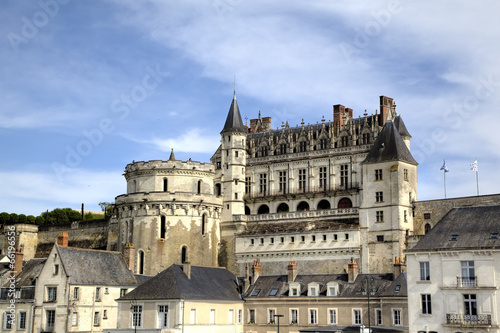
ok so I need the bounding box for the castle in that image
[5,93,500,278]
[112,93,418,277]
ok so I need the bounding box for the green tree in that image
[0,212,10,225]
[18,214,27,224]
[27,215,36,224]
[35,216,45,225]
[51,209,69,224]
[84,212,95,221]
[62,208,82,221]
[99,202,114,219]
[9,213,19,224]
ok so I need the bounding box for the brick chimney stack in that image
[287,261,297,282]
[123,243,135,271]
[14,247,24,277]
[379,96,394,126]
[348,258,358,283]
[252,258,262,282]
[57,232,68,247]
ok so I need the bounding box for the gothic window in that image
[299,141,307,152]
[298,169,307,192]
[362,133,370,145]
[341,136,349,147]
[424,223,431,234]
[245,177,251,194]
[319,139,328,150]
[340,165,349,187]
[319,167,327,190]
[201,214,207,235]
[138,250,145,274]
[259,174,267,195]
[279,171,287,193]
[160,216,166,239]
[181,246,188,264]
[260,146,268,157]
[279,144,287,155]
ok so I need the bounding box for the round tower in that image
[114,154,222,275]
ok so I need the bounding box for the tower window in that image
[201,214,207,235]
[160,216,166,239]
[235,151,239,157]
[375,169,383,181]
[197,180,202,194]
[138,250,145,275]
[181,246,188,263]
[163,178,168,192]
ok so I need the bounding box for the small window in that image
[104,287,109,294]
[312,235,316,242]
[424,213,431,219]
[19,311,27,329]
[47,287,57,302]
[291,236,295,243]
[450,235,458,241]
[395,285,401,292]
[235,151,239,157]
[73,287,79,300]
[375,169,383,181]
[270,237,274,244]
[333,234,338,241]
[250,239,255,245]
[280,237,285,243]
[301,236,305,242]
[490,233,499,239]
[377,235,384,242]
[95,287,101,301]
[269,289,279,296]
[323,234,327,241]
[345,233,349,240]
[260,238,264,244]
[251,289,261,296]
[54,264,59,275]
[103,309,108,319]
[94,312,100,326]
[120,289,127,297]
[72,312,78,326]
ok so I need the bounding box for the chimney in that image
[252,258,262,282]
[123,243,135,271]
[183,262,191,279]
[287,261,297,282]
[14,247,24,277]
[394,256,407,277]
[379,96,393,126]
[57,232,68,247]
[348,258,358,283]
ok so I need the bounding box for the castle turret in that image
[359,114,418,273]
[219,93,247,272]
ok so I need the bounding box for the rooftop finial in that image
[169,148,176,161]
[233,75,236,97]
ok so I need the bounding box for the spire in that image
[169,148,176,161]
[221,94,247,134]
[362,120,418,165]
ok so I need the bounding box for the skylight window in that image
[450,235,458,241]
[490,233,499,239]
[269,289,279,296]
[395,285,401,292]
[251,289,261,297]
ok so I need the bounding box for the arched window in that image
[245,206,251,215]
[277,203,289,213]
[215,183,221,196]
[337,198,353,208]
[160,216,166,239]
[425,223,431,234]
[181,246,188,264]
[197,180,202,194]
[163,178,168,192]
[297,201,310,211]
[317,200,331,210]
[257,205,270,214]
[201,214,207,235]
[138,250,145,275]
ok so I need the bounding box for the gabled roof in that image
[221,94,247,134]
[408,205,500,252]
[57,246,137,286]
[362,120,417,165]
[119,264,242,302]
[1,258,46,289]
[244,272,406,298]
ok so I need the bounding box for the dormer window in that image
[289,282,300,296]
[308,282,320,297]
[327,282,339,296]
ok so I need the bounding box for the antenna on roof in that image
[233,75,236,96]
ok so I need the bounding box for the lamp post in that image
[361,277,376,333]
[274,314,284,333]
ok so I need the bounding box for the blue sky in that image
[1,0,500,216]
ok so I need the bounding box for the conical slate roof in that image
[168,148,175,161]
[221,94,246,134]
[362,120,418,165]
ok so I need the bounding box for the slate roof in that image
[0,258,46,301]
[244,272,406,299]
[57,246,137,286]
[221,94,247,134]
[362,120,417,165]
[408,205,500,252]
[240,219,359,235]
[119,264,242,302]
[394,115,411,138]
